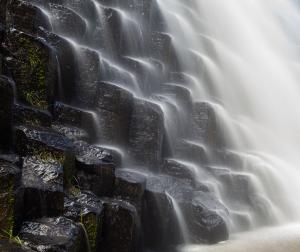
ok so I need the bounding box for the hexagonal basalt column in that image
[14,125,75,188]
[5,29,56,110]
[19,217,87,251]
[22,156,64,219]
[128,98,164,171]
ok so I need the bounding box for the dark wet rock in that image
[95,81,133,116]
[163,159,195,184]
[5,29,56,110]
[36,29,77,104]
[14,125,74,188]
[114,169,147,214]
[151,32,180,71]
[49,3,87,41]
[186,191,229,244]
[52,124,89,142]
[142,175,180,248]
[0,241,33,252]
[53,102,97,139]
[0,160,22,237]
[22,156,64,219]
[75,48,101,108]
[94,81,134,146]
[19,217,87,251]
[64,190,104,252]
[0,75,14,149]
[175,140,208,165]
[192,102,225,148]
[143,175,228,248]
[100,6,127,55]
[128,99,164,171]
[13,104,52,127]
[0,153,21,166]
[74,141,115,197]
[100,198,139,252]
[6,0,51,35]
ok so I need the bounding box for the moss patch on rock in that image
[5,29,55,110]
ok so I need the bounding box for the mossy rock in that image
[64,190,104,252]
[5,29,56,110]
[0,75,14,149]
[0,160,22,239]
[14,125,75,189]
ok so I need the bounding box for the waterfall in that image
[17,0,300,250]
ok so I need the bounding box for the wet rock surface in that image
[22,156,64,219]
[94,81,134,146]
[13,104,52,128]
[53,102,97,139]
[114,169,147,214]
[4,29,56,110]
[52,124,89,142]
[143,174,229,248]
[14,125,75,188]
[128,99,164,170]
[100,198,139,252]
[0,0,253,250]
[19,217,87,252]
[74,141,115,197]
[64,191,104,252]
[6,0,51,35]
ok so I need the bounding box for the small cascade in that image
[2,0,300,251]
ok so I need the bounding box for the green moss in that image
[24,91,48,110]
[0,182,15,240]
[11,32,50,110]
[82,213,99,252]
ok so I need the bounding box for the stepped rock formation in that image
[0,0,288,251]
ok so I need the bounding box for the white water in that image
[181,224,300,252]
[158,0,300,227]
[30,0,300,249]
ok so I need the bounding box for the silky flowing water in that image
[30,0,300,250]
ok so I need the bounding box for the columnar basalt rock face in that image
[22,156,64,219]
[74,141,115,197]
[13,104,53,128]
[6,0,52,35]
[19,217,87,251]
[0,0,235,250]
[53,102,97,140]
[64,191,104,252]
[5,29,56,110]
[100,199,139,252]
[94,82,134,146]
[128,99,164,170]
[14,125,75,188]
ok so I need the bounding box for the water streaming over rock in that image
[3,0,300,251]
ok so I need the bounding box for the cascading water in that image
[17,0,300,251]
